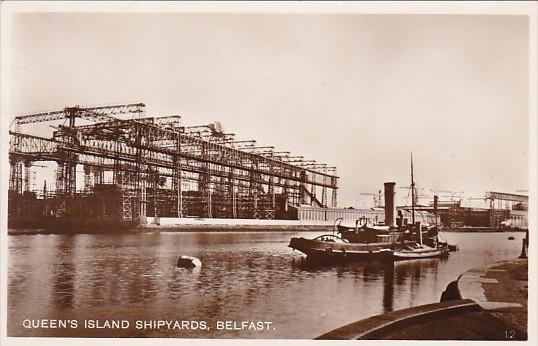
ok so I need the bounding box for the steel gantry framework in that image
[8,103,339,223]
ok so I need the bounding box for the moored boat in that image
[288,234,394,264]
[392,154,451,261]
[337,217,394,243]
[392,242,449,260]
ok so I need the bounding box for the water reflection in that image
[7,231,524,338]
[382,262,394,312]
[295,258,396,312]
[52,236,76,308]
[393,258,442,307]
[295,258,434,313]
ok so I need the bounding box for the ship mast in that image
[411,153,422,246]
[411,153,415,225]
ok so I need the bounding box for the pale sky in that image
[5,12,530,207]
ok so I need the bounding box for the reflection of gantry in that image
[9,103,338,222]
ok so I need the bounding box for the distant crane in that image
[430,189,464,202]
[400,185,428,206]
[360,189,383,207]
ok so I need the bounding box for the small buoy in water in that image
[508,236,515,240]
[176,255,202,268]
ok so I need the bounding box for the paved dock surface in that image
[318,258,528,340]
[458,258,528,340]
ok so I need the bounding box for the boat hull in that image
[392,246,449,260]
[289,237,394,263]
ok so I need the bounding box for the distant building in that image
[294,192,528,231]
[293,205,440,227]
[501,209,528,230]
[293,205,384,223]
[413,197,528,230]
[396,208,440,227]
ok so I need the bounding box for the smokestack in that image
[384,182,396,227]
[434,195,439,226]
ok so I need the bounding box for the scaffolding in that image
[8,103,339,224]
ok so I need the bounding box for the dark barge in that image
[289,235,394,263]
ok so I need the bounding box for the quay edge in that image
[8,217,340,235]
[317,258,528,340]
[137,217,336,232]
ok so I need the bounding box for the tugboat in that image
[392,154,449,260]
[288,218,397,263]
[337,217,390,243]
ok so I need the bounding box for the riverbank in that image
[318,258,528,340]
[9,224,525,235]
[8,214,528,234]
[7,217,338,235]
[139,224,334,232]
[137,217,335,232]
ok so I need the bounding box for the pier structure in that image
[8,103,338,226]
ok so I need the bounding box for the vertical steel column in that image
[271,176,275,209]
[174,131,183,217]
[228,170,236,218]
[153,171,159,218]
[208,189,212,218]
[283,178,289,213]
[331,174,338,207]
[65,161,77,195]
[331,188,337,208]
[139,175,147,222]
[9,158,23,194]
[83,165,92,192]
[55,161,65,193]
[24,161,32,192]
[113,141,122,186]
[199,141,211,217]
[250,168,258,211]
[299,171,307,205]
[134,123,144,221]
[54,161,68,217]
[43,181,48,216]
[310,183,316,206]
[122,191,132,221]
[233,186,237,218]
[95,164,104,185]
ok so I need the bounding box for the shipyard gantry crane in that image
[9,103,146,195]
[10,103,146,130]
[9,102,339,224]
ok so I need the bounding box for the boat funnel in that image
[433,195,439,226]
[384,182,396,227]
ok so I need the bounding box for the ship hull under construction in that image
[8,216,137,233]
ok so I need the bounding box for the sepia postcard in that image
[1,1,537,346]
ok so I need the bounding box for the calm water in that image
[8,230,524,339]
